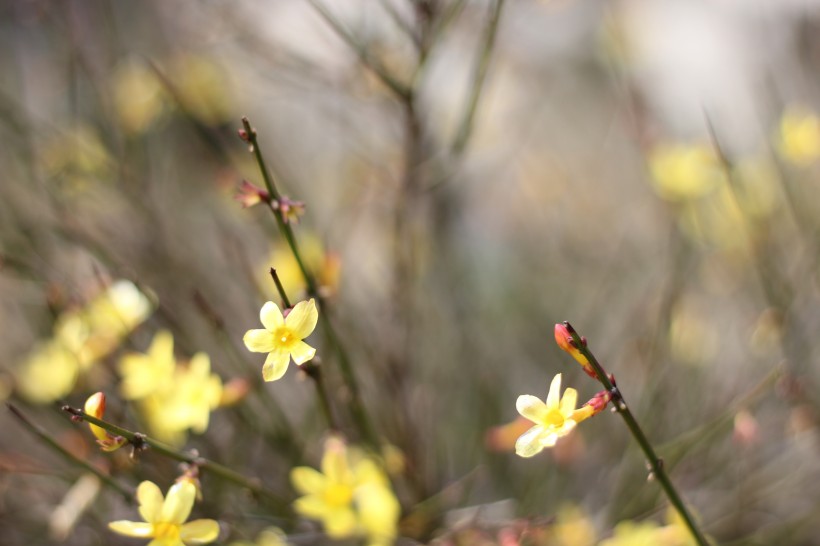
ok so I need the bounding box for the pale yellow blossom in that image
[243,299,318,381]
[109,481,219,546]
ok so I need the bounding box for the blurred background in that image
[2,0,820,544]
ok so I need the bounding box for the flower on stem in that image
[243,299,318,382]
[271,196,305,224]
[515,374,582,458]
[108,480,219,546]
[84,392,126,452]
[290,436,400,546]
[571,389,612,423]
[234,180,269,208]
[554,323,596,379]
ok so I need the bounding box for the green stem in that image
[562,322,711,546]
[302,360,340,432]
[7,403,133,502]
[240,117,379,449]
[61,404,289,511]
[269,268,292,309]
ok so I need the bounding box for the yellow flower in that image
[648,144,723,202]
[109,481,219,546]
[515,374,580,457]
[16,341,80,403]
[120,330,176,400]
[16,280,153,404]
[84,392,126,452]
[111,59,166,135]
[119,332,222,445]
[163,353,223,434]
[777,107,820,166]
[599,519,695,546]
[243,299,318,382]
[290,437,400,546]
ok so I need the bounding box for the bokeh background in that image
[2,0,820,544]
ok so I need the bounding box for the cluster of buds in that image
[83,393,127,452]
[234,180,306,224]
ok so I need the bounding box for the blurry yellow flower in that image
[164,353,223,434]
[291,436,400,546]
[111,59,166,134]
[109,481,219,546]
[84,392,126,452]
[777,107,820,166]
[551,505,597,546]
[599,509,697,546]
[58,280,155,368]
[243,299,318,382]
[42,123,113,191]
[168,54,233,126]
[515,374,580,458]
[120,330,176,400]
[262,236,341,299]
[599,521,695,546]
[119,331,222,445]
[16,341,80,403]
[648,144,723,202]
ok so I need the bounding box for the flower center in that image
[545,410,565,428]
[153,522,181,541]
[275,328,294,346]
[324,483,354,507]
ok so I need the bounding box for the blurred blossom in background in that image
[2,0,820,544]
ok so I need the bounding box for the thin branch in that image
[304,0,412,100]
[61,404,290,511]
[8,403,133,502]
[562,322,711,546]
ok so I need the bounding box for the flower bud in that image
[554,323,596,379]
[234,179,269,208]
[571,390,612,423]
[83,392,126,452]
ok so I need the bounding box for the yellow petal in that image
[109,520,155,537]
[322,507,358,538]
[293,494,330,519]
[516,395,548,424]
[289,341,316,365]
[284,299,318,339]
[260,301,284,331]
[291,466,327,495]
[356,483,400,541]
[161,482,195,524]
[179,519,220,543]
[137,481,164,523]
[243,330,276,353]
[560,388,578,416]
[546,374,562,410]
[515,425,548,458]
[321,438,350,484]
[262,350,290,381]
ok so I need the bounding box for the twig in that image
[7,403,133,502]
[304,0,411,100]
[562,321,711,546]
[239,117,379,449]
[60,404,289,511]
